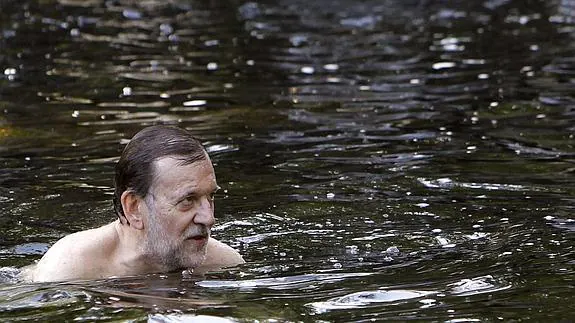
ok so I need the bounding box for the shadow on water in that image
[0,0,575,320]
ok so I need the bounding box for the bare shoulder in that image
[27,232,89,282]
[202,238,245,268]
[29,223,116,282]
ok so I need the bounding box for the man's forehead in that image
[154,153,212,168]
[151,155,216,185]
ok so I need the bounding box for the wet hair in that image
[113,125,207,225]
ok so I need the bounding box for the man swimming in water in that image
[24,125,244,282]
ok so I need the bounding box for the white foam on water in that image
[0,267,23,283]
[308,289,436,313]
[449,275,511,296]
[197,272,372,290]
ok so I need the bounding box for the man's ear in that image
[121,191,145,230]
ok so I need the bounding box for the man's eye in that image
[180,196,195,206]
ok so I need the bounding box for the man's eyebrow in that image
[177,185,219,200]
[174,188,198,201]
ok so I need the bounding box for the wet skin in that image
[24,155,244,282]
[140,155,219,271]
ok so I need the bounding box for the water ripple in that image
[308,289,436,313]
[448,275,511,296]
[196,272,373,290]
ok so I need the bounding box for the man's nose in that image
[194,196,215,227]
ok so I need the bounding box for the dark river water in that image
[1,0,575,321]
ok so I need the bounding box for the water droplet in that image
[159,23,173,35]
[385,246,400,255]
[4,68,16,75]
[290,35,308,46]
[238,2,261,20]
[465,232,487,240]
[436,236,448,244]
[122,9,142,20]
[122,87,132,96]
[183,100,207,107]
[346,245,358,254]
[419,298,436,307]
[324,63,339,71]
[432,62,455,70]
[301,66,314,74]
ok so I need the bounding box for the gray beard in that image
[143,215,210,272]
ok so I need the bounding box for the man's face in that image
[141,154,218,271]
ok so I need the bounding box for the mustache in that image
[184,225,210,239]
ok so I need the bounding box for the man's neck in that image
[112,220,165,276]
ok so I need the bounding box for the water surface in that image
[1,0,575,321]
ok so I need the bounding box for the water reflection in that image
[0,0,575,320]
[308,289,437,313]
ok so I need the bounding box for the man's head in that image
[113,125,207,224]
[113,125,218,271]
